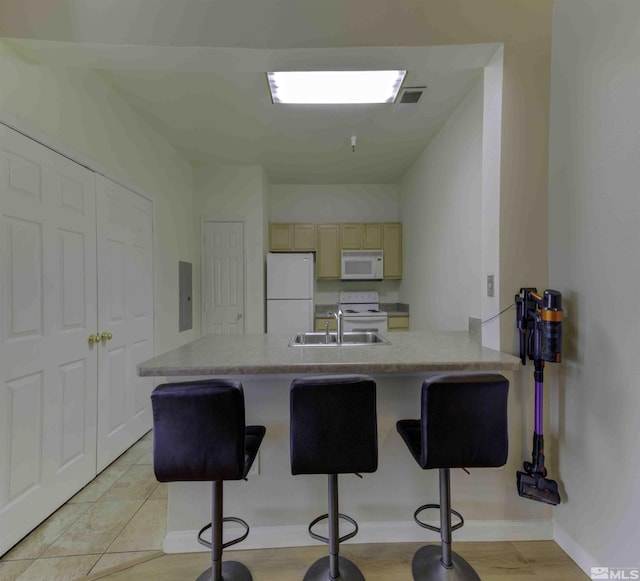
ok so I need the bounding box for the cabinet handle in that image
[88,334,98,345]
[236,312,243,320]
[100,332,113,342]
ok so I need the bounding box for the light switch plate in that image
[487,274,495,298]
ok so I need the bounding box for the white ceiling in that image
[1,1,500,184]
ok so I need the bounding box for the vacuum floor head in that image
[517,470,561,506]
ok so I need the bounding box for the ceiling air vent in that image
[398,87,425,104]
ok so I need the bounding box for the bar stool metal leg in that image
[196,482,253,581]
[411,469,480,581]
[303,475,365,581]
[329,474,339,580]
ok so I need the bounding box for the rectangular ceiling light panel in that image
[268,70,406,104]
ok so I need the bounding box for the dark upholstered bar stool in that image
[290,375,378,581]
[151,379,265,581]
[396,374,509,581]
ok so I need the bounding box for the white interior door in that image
[202,221,244,334]
[0,125,98,555]
[96,175,154,471]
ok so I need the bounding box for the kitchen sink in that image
[288,331,390,346]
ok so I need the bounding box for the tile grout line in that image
[87,457,163,576]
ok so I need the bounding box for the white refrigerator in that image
[267,252,314,334]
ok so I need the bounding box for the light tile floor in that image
[0,432,167,581]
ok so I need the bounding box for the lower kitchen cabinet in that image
[0,124,154,556]
[388,315,410,331]
[315,317,338,332]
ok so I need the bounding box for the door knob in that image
[88,334,98,345]
[237,312,243,320]
[100,332,113,342]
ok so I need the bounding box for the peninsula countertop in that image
[137,331,521,377]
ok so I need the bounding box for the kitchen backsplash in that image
[314,279,401,305]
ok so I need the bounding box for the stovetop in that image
[338,291,387,316]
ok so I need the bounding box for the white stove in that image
[338,291,388,333]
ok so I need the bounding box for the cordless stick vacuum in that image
[515,288,563,506]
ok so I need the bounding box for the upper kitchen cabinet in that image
[363,223,384,249]
[340,223,362,249]
[269,223,316,251]
[316,224,341,278]
[383,223,403,279]
[268,221,402,279]
[340,223,383,250]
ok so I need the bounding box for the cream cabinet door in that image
[316,224,341,278]
[96,176,154,471]
[340,223,362,249]
[269,223,315,251]
[269,223,293,250]
[383,222,403,279]
[362,223,383,249]
[293,223,315,250]
[0,125,98,555]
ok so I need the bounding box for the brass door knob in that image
[100,332,113,342]
[88,334,98,345]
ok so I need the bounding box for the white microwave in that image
[341,250,384,280]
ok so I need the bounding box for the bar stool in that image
[151,379,265,581]
[290,375,378,581]
[396,374,509,581]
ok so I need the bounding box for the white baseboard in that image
[553,522,595,578]
[163,519,553,554]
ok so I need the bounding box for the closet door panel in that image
[96,175,153,472]
[0,125,97,556]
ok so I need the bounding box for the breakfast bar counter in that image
[137,331,520,377]
[136,332,543,554]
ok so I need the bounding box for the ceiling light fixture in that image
[267,70,406,104]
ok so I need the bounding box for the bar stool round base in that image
[303,556,365,581]
[412,545,481,581]
[195,561,253,581]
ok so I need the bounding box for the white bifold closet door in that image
[0,125,155,556]
[95,175,154,471]
[0,125,98,555]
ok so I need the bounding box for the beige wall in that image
[389,1,555,351]
[548,0,640,571]
[399,75,483,332]
[270,184,398,222]
[0,40,199,354]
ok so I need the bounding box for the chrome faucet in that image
[330,307,344,344]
